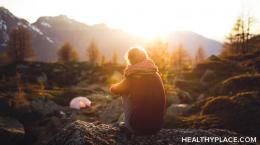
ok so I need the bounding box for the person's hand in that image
[110,83,117,93]
[110,79,127,95]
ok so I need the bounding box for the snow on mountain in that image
[0,7,56,59]
[0,20,7,31]
[46,36,54,43]
[40,22,51,28]
[31,25,43,35]
[17,21,28,28]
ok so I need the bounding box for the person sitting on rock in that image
[110,47,166,135]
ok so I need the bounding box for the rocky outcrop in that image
[29,99,63,117]
[219,73,260,95]
[167,89,194,105]
[0,117,25,145]
[98,98,123,123]
[202,91,260,137]
[47,120,250,145]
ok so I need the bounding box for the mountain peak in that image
[0,7,15,18]
[55,15,69,20]
[35,15,85,28]
[0,7,9,12]
[37,15,69,22]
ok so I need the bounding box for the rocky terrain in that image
[0,117,25,145]
[47,120,250,145]
[0,50,259,145]
[165,52,260,138]
[0,61,125,145]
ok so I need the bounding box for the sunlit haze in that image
[1,0,260,41]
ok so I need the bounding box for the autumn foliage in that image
[57,42,79,63]
[7,26,35,62]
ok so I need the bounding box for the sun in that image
[99,0,243,41]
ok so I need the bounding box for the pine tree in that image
[14,72,28,108]
[194,46,206,64]
[171,44,190,70]
[87,40,100,65]
[101,55,106,66]
[111,50,118,65]
[222,15,254,56]
[7,26,34,62]
[57,42,79,63]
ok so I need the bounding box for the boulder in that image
[167,89,194,105]
[201,92,260,137]
[166,104,189,117]
[36,72,47,84]
[0,117,25,145]
[164,104,190,128]
[197,94,205,101]
[219,73,260,95]
[200,69,215,84]
[174,80,205,98]
[0,93,13,116]
[30,99,63,117]
[99,98,123,123]
[207,55,221,61]
[47,120,249,145]
[193,59,242,76]
[27,115,74,145]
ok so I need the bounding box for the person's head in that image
[126,47,148,65]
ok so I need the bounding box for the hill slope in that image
[168,31,222,56]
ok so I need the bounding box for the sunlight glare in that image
[2,0,260,41]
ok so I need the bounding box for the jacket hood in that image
[124,59,158,77]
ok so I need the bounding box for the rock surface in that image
[47,120,251,145]
[30,99,63,117]
[202,91,260,137]
[0,117,25,145]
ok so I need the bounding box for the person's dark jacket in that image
[110,59,166,135]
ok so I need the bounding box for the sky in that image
[1,0,260,41]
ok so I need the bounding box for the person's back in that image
[127,73,165,134]
[110,47,166,135]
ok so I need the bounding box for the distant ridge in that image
[0,7,222,62]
